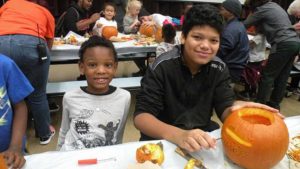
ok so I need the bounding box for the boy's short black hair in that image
[79,36,118,62]
[162,24,176,43]
[182,4,223,38]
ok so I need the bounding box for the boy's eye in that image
[87,63,97,68]
[105,63,113,68]
[192,35,203,40]
[210,39,219,44]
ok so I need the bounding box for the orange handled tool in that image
[78,157,116,165]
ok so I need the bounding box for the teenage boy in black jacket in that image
[134,4,279,153]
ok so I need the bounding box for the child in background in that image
[57,36,131,151]
[156,24,176,57]
[238,32,267,100]
[123,0,142,34]
[0,54,33,168]
[93,2,118,36]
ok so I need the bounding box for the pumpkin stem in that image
[157,142,164,150]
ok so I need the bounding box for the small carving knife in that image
[175,147,208,169]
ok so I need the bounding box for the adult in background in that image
[63,0,100,36]
[287,0,300,94]
[0,0,55,144]
[244,0,300,110]
[218,0,249,84]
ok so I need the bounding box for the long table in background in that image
[23,116,300,169]
[51,40,157,64]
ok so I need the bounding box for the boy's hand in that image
[293,22,300,31]
[134,20,140,26]
[90,13,101,23]
[231,101,283,118]
[142,21,155,27]
[173,129,217,152]
[2,148,26,169]
[97,23,103,28]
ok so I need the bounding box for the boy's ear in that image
[113,62,118,73]
[180,34,186,44]
[78,62,84,75]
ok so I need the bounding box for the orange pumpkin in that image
[139,24,155,37]
[136,142,164,165]
[102,26,118,40]
[0,155,7,169]
[221,107,289,169]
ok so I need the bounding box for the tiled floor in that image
[26,92,300,155]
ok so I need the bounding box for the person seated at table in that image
[218,0,249,85]
[133,4,279,153]
[63,0,100,36]
[123,0,142,34]
[57,36,131,151]
[92,2,118,37]
[287,0,300,34]
[140,13,180,28]
[0,54,33,169]
[154,23,176,61]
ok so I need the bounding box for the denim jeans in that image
[256,41,300,110]
[0,35,51,138]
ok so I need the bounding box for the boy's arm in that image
[123,16,133,34]
[57,97,71,150]
[134,113,217,152]
[76,13,100,31]
[3,101,27,169]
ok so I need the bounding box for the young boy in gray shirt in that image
[57,36,131,151]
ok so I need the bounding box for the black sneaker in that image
[40,129,55,145]
[49,102,60,113]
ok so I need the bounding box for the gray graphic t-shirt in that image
[57,87,131,151]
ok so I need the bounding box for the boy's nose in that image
[96,66,106,74]
[200,40,210,49]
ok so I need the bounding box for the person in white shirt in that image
[93,2,118,36]
[57,36,131,151]
[238,33,267,100]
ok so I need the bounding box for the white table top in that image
[51,39,157,64]
[23,116,300,169]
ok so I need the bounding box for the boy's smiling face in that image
[79,46,117,94]
[181,25,220,73]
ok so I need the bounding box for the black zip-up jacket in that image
[63,3,89,36]
[134,45,235,140]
